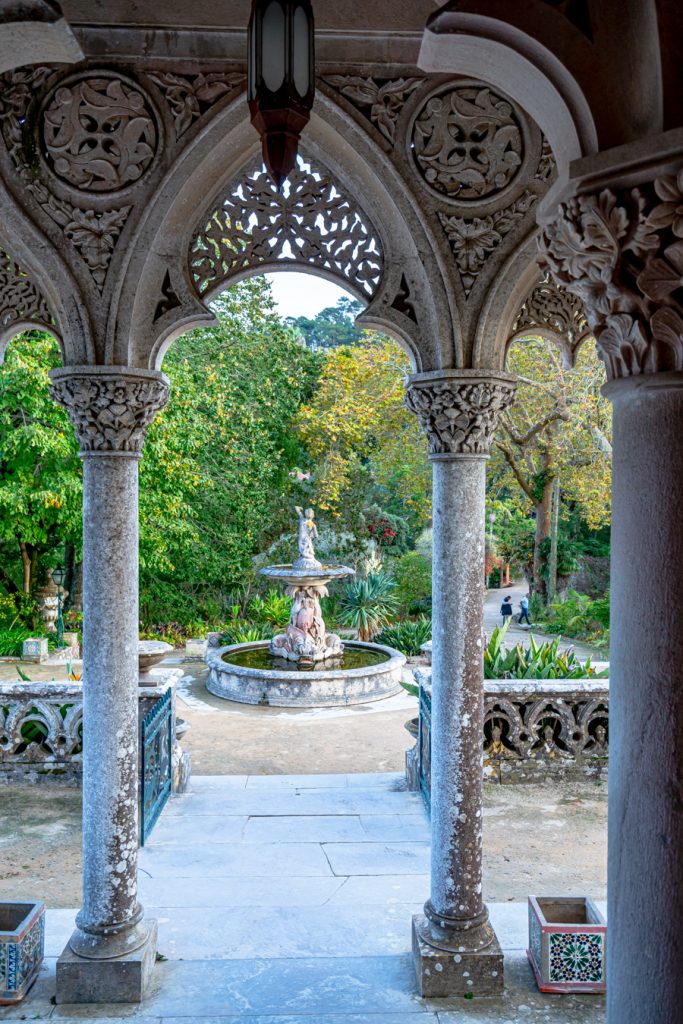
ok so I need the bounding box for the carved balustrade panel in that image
[0,689,83,764]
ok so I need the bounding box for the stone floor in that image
[1,772,605,1023]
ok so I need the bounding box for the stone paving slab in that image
[0,773,604,1023]
[323,841,431,876]
[139,841,334,878]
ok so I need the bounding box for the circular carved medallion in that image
[42,74,157,193]
[411,86,523,201]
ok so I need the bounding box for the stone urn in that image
[138,640,174,686]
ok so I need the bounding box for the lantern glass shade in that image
[261,1,286,93]
[292,4,311,97]
[51,566,66,588]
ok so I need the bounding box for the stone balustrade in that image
[0,674,189,790]
[407,669,609,797]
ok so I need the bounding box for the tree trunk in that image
[532,458,555,602]
[18,541,33,595]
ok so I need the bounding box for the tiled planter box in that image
[0,901,45,1004]
[21,638,48,663]
[527,895,606,994]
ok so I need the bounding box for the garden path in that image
[1,772,605,1024]
[483,584,604,663]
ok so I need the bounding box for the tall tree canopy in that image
[491,336,611,598]
[297,336,430,536]
[287,295,363,351]
[0,331,81,598]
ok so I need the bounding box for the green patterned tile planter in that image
[0,901,45,1004]
[527,896,606,994]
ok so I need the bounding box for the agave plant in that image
[219,621,273,645]
[375,616,432,656]
[339,571,398,642]
[484,621,607,680]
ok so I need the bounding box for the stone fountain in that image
[260,506,353,663]
[206,508,406,707]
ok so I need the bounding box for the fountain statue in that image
[206,506,406,707]
[260,507,352,663]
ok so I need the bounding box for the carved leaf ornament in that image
[50,373,169,455]
[190,156,382,297]
[412,86,523,200]
[405,378,516,456]
[323,75,422,145]
[513,276,589,346]
[42,76,157,193]
[541,171,683,378]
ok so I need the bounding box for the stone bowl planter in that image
[206,640,405,708]
[0,900,45,1004]
[527,895,606,994]
[138,640,174,685]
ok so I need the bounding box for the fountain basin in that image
[206,640,406,708]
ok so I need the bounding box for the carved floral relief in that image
[405,377,516,456]
[540,169,683,378]
[50,373,169,454]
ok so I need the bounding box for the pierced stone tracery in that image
[512,276,590,349]
[0,248,55,334]
[190,156,383,298]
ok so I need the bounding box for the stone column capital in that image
[539,154,683,382]
[405,369,516,459]
[49,365,169,458]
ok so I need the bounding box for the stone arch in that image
[505,274,592,368]
[418,0,662,180]
[119,86,453,375]
[0,244,65,362]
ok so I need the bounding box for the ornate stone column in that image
[540,153,683,1024]
[405,369,515,997]
[49,365,169,1003]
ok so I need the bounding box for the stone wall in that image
[407,669,609,794]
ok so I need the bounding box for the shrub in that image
[0,628,33,657]
[219,621,273,645]
[484,622,608,680]
[394,551,431,615]
[376,616,431,656]
[539,589,610,649]
[339,571,398,641]
[248,590,291,628]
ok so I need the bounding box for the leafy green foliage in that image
[138,278,320,624]
[339,571,398,641]
[0,628,33,656]
[484,622,607,679]
[0,332,81,595]
[538,589,610,649]
[286,296,363,351]
[375,616,431,656]
[219,621,273,645]
[247,589,291,629]
[393,550,432,615]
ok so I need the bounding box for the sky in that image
[265,271,353,320]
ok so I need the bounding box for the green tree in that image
[287,296,363,351]
[491,337,611,601]
[139,277,320,622]
[0,331,81,599]
[297,336,430,537]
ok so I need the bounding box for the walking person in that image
[519,593,531,626]
[500,595,513,627]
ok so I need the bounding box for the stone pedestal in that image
[56,920,158,1004]
[412,915,504,998]
[406,370,515,996]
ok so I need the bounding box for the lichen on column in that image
[49,366,168,966]
[405,369,515,996]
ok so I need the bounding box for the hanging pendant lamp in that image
[247,0,315,188]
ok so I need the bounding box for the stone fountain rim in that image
[258,563,355,582]
[207,638,406,680]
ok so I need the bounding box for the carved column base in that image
[56,921,158,1005]
[412,915,504,998]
